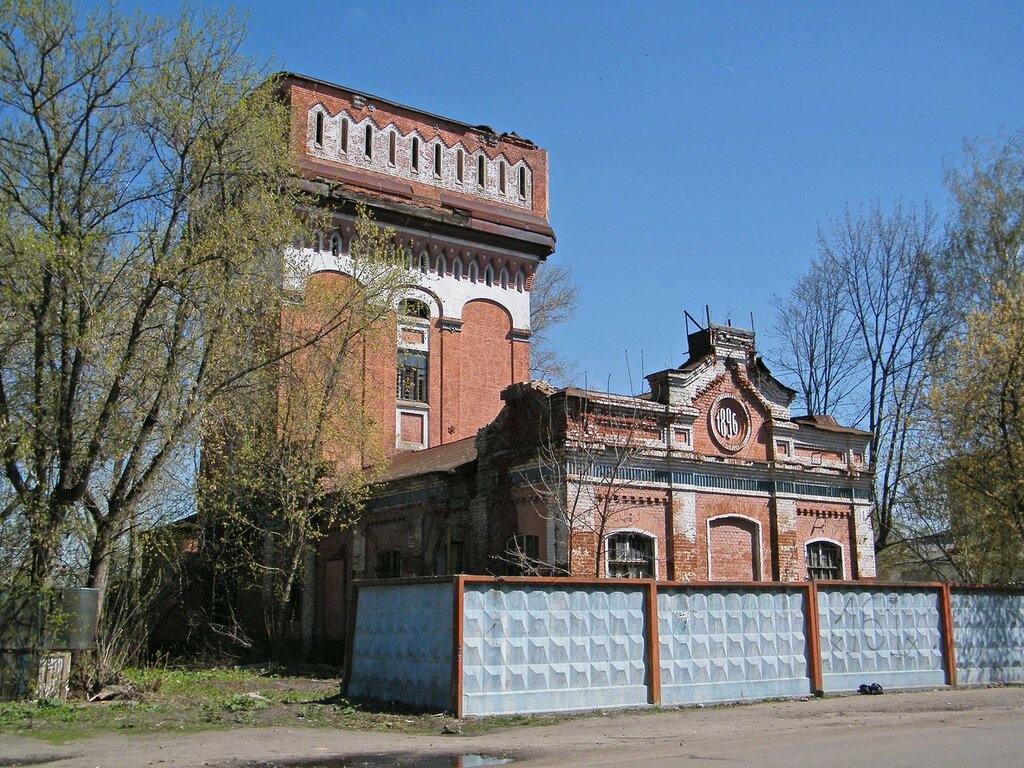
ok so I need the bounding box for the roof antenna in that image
[705,304,712,328]
[750,311,756,334]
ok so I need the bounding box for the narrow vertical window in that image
[364,124,373,159]
[453,257,463,281]
[433,143,442,176]
[518,166,527,198]
[456,149,464,182]
[515,271,525,292]
[499,161,506,193]
[389,131,397,165]
[484,265,494,287]
[341,118,349,153]
[477,155,485,187]
[330,234,340,257]
[411,136,420,171]
[500,267,509,289]
[314,112,324,146]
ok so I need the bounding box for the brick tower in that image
[279,73,555,455]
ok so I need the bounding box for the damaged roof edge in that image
[276,71,539,148]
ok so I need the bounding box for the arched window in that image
[314,111,324,146]
[330,233,341,257]
[468,260,479,283]
[436,254,447,275]
[484,264,494,287]
[515,271,525,292]
[504,534,540,576]
[499,160,506,193]
[399,298,430,319]
[364,124,373,159]
[606,532,655,578]
[418,252,429,274]
[499,267,509,289]
[314,233,324,253]
[411,136,420,171]
[806,541,842,580]
[456,149,464,182]
[388,131,397,166]
[452,257,463,281]
[433,143,442,176]
[477,155,485,187]
[340,118,349,153]
[518,166,527,198]
[376,550,402,579]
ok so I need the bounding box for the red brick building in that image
[277,74,876,657]
[279,73,553,456]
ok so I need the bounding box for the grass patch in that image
[0,665,471,741]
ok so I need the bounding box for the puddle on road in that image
[236,754,513,768]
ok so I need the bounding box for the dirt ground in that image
[2,686,1023,768]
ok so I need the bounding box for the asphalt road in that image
[2,686,1022,767]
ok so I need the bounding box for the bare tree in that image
[529,264,579,384]
[771,261,862,419]
[772,203,949,552]
[513,389,656,578]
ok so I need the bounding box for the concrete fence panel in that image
[817,586,945,692]
[346,580,454,710]
[344,578,1024,715]
[658,586,811,705]
[460,582,649,715]
[952,589,1024,685]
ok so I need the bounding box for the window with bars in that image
[397,350,428,402]
[806,541,842,580]
[607,532,654,578]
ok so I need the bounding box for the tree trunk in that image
[87,515,117,623]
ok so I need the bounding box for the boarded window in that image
[709,517,760,581]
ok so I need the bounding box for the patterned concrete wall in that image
[347,582,453,710]
[817,587,945,691]
[659,587,811,704]
[461,583,648,715]
[952,590,1024,685]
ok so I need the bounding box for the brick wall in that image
[285,77,550,219]
[691,369,772,463]
[458,300,516,437]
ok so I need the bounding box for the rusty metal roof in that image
[375,436,478,483]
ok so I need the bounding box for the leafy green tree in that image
[0,0,311,618]
[918,133,1024,582]
[199,210,411,655]
[928,287,1024,581]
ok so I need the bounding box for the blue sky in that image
[131,0,1024,392]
